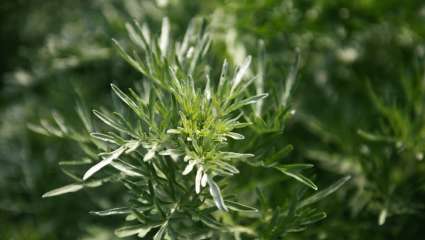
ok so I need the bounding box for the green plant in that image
[31,18,349,239]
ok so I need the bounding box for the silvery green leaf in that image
[58,158,92,166]
[195,167,203,194]
[159,17,170,57]
[281,50,300,107]
[204,74,212,100]
[299,176,351,208]
[154,222,168,240]
[42,184,84,198]
[159,149,182,158]
[182,160,196,175]
[231,56,252,92]
[276,164,314,171]
[199,214,224,229]
[111,161,143,177]
[125,23,146,50]
[225,132,245,140]
[184,155,191,162]
[138,227,153,238]
[40,119,62,137]
[224,200,258,213]
[27,123,50,136]
[90,207,131,216]
[378,208,387,226]
[225,93,268,114]
[83,146,126,180]
[111,84,141,116]
[207,177,228,211]
[52,111,68,134]
[274,164,318,190]
[93,110,131,136]
[201,172,208,187]
[144,148,156,161]
[112,39,147,76]
[264,144,293,165]
[76,102,93,132]
[125,140,140,153]
[218,59,229,88]
[90,132,118,144]
[166,129,181,134]
[214,160,239,175]
[115,224,153,238]
[221,152,254,159]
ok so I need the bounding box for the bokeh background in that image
[1,0,425,239]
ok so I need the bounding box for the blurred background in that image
[1,0,424,239]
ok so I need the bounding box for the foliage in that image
[1,0,425,239]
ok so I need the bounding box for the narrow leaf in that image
[232,56,252,92]
[299,176,351,208]
[225,200,258,213]
[115,224,153,238]
[90,207,131,216]
[42,184,83,198]
[83,146,126,180]
[274,165,317,190]
[207,177,228,211]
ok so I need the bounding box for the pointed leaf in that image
[42,184,83,198]
[299,176,351,208]
[207,177,228,211]
[83,146,126,180]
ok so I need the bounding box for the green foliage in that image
[32,18,348,239]
[2,0,425,239]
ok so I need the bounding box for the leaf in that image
[282,50,300,107]
[231,56,252,92]
[42,184,84,198]
[111,161,143,177]
[92,110,130,135]
[357,129,394,142]
[182,160,196,175]
[125,140,141,153]
[218,59,229,88]
[83,146,126,180]
[144,147,157,161]
[299,211,327,225]
[159,17,170,57]
[224,200,258,213]
[90,207,131,216]
[111,84,140,116]
[125,22,146,50]
[274,164,317,190]
[58,158,92,166]
[225,132,245,140]
[195,167,203,194]
[299,176,351,208]
[199,214,224,229]
[207,177,228,211]
[115,224,153,238]
[90,132,118,144]
[264,144,293,165]
[154,222,168,240]
[51,111,68,134]
[27,123,49,136]
[378,208,388,226]
[225,93,268,114]
[76,101,93,132]
[220,152,254,160]
[276,164,314,171]
[112,39,147,75]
